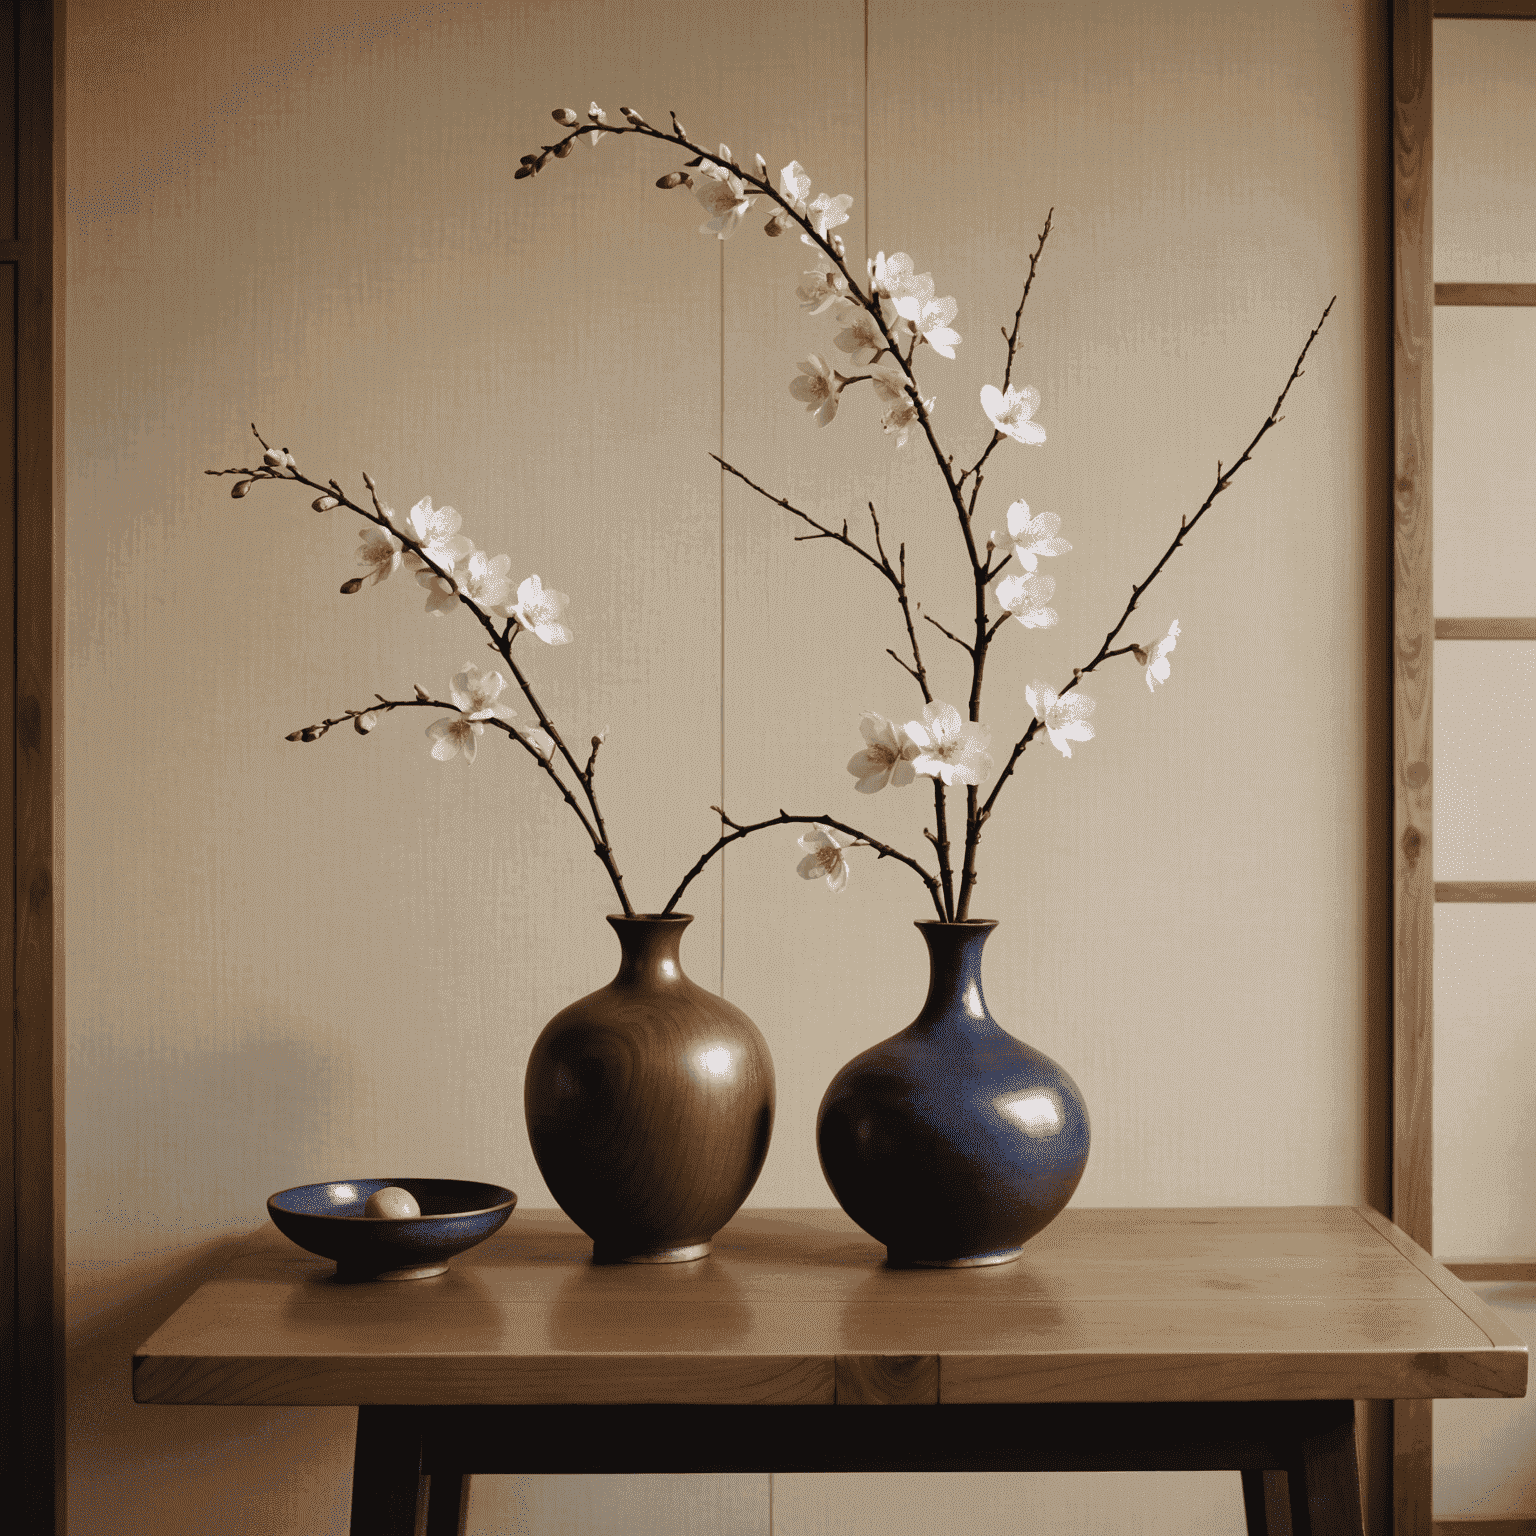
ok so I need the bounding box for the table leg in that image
[424,1472,469,1536]
[350,1406,427,1536]
[1242,1469,1294,1536]
[1288,1402,1364,1536]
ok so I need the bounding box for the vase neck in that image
[607,914,694,988]
[910,920,999,1036]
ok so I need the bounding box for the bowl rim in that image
[266,1179,518,1222]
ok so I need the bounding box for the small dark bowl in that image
[267,1179,517,1282]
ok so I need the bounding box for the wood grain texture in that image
[131,1207,1527,1407]
[1434,284,1536,305]
[1434,883,1536,902]
[11,3,60,1534]
[1394,3,1437,1531]
[1394,0,1435,1256]
[834,1354,938,1405]
[1435,619,1536,638]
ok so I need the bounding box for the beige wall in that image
[65,1,1392,1532]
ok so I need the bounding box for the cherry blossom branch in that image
[955,296,1337,920]
[712,454,945,703]
[210,427,637,916]
[922,611,973,657]
[710,450,957,914]
[662,807,945,920]
[283,690,612,852]
[958,208,1055,495]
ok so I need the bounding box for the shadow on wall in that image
[67,1024,371,1535]
[68,1236,356,1536]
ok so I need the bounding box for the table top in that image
[132,1205,1528,1408]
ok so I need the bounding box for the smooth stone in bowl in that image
[267,1178,517,1282]
[364,1186,421,1219]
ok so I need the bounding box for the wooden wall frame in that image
[1393,1,1435,1533]
[3,1,64,1532]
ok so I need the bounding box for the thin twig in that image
[969,297,1338,852]
[662,807,945,920]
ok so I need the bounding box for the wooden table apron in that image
[132,1207,1528,1536]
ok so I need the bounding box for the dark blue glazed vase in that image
[816,919,1090,1267]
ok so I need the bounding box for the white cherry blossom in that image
[582,103,608,146]
[869,251,918,301]
[778,159,811,215]
[356,524,402,585]
[899,291,962,358]
[510,575,573,645]
[458,550,515,612]
[789,355,839,426]
[796,824,850,893]
[796,259,854,315]
[1026,681,1096,759]
[833,307,885,362]
[990,500,1071,573]
[995,572,1058,629]
[1138,619,1181,692]
[871,369,930,447]
[449,663,517,724]
[426,714,484,763]
[693,164,755,239]
[518,727,557,759]
[846,712,917,793]
[904,701,992,787]
[980,383,1046,445]
[802,191,852,247]
[416,569,459,617]
[402,497,474,574]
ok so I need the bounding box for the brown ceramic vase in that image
[524,913,775,1263]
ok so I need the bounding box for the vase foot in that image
[593,1241,711,1265]
[333,1262,450,1282]
[885,1246,1025,1269]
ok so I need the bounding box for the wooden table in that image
[133,1206,1527,1535]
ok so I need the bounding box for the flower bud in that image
[718,143,732,162]
[312,494,339,512]
[414,684,429,701]
[231,479,253,498]
[262,448,286,467]
[554,139,573,158]
[1132,645,1149,665]
[619,105,644,124]
[519,153,539,165]
[656,171,685,189]
[362,470,376,490]
[300,728,321,742]
[588,103,607,123]
[831,234,846,258]
[354,711,378,734]
[339,576,364,594]
[552,107,578,125]
[764,214,785,237]
[514,164,535,180]
[755,153,768,178]
[285,729,304,742]
[669,111,687,139]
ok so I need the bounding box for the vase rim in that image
[914,917,998,927]
[607,912,694,922]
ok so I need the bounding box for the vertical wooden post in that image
[4,1,63,1531]
[1392,0,1434,1532]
